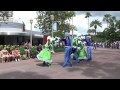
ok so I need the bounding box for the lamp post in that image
[71,17,73,46]
[50,15,54,52]
[30,19,33,46]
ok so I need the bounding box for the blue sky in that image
[13,11,120,35]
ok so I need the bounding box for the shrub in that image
[0,57,2,62]
[30,46,37,58]
[0,45,3,51]
[19,46,25,55]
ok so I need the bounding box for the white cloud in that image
[12,11,106,34]
[71,15,107,34]
[13,11,38,31]
[73,14,88,30]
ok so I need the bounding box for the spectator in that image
[93,43,97,50]
[8,48,15,62]
[24,41,30,59]
[12,48,21,62]
[117,42,119,49]
[36,44,42,54]
[1,47,10,62]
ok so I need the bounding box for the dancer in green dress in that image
[71,37,80,63]
[77,40,87,60]
[37,39,52,66]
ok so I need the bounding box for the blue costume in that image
[72,47,80,63]
[93,43,97,50]
[60,36,73,67]
[86,37,92,60]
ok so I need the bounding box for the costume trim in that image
[37,55,52,63]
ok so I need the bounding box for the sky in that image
[13,11,120,35]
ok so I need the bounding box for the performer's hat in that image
[65,32,70,36]
[86,34,91,39]
[74,37,77,39]
[86,36,91,39]
[47,39,50,42]
[78,41,81,44]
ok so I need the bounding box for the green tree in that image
[115,20,120,31]
[103,14,112,28]
[87,29,96,34]
[85,12,92,33]
[36,11,76,38]
[90,19,102,42]
[0,11,10,23]
[109,16,117,28]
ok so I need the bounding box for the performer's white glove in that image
[51,50,55,53]
[72,46,77,48]
[77,47,81,50]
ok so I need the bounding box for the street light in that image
[30,19,33,46]
[50,15,54,52]
[71,17,73,46]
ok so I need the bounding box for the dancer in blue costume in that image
[93,43,97,50]
[86,36,92,61]
[60,33,73,67]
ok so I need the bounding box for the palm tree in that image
[85,12,92,33]
[87,29,96,34]
[109,16,117,28]
[90,19,102,43]
[103,14,112,28]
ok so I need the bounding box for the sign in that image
[53,22,57,32]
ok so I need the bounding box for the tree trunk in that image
[88,17,89,34]
[72,29,73,39]
[107,22,108,28]
[95,29,96,43]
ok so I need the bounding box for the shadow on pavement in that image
[36,63,50,67]
[56,48,120,79]
[0,71,50,79]
[66,60,120,79]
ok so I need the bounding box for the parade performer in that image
[86,36,92,60]
[77,40,87,60]
[72,37,80,63]
[60,33,73,67]
[93,43,97,50]
[37,39,52,66]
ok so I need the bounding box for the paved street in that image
[0,48,120,79]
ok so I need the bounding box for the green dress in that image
[37,41,52,63]
[72,38,78,47]
[71,38,78,59]
[77,43,87,60]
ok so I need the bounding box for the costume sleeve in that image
[45,42,48,47]
[60,39,66,42]
[76,39,78,46]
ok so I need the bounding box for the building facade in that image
[0,21,43,45]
